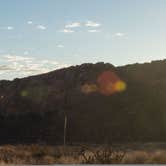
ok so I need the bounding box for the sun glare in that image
[81,70,127,95]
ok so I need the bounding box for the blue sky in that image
[0,0,165,80]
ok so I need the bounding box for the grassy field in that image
[0,143,166,164]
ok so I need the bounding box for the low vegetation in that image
[80,145,125,164]
[0,144,165,164]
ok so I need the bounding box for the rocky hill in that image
[0,60,166,144]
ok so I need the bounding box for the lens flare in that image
[81,83,98,94]
[97,70,127,95]
[20,90,28,97]
[114,80,126,92]
[81,70,127,95]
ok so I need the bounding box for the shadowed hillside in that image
[0,60,166,144]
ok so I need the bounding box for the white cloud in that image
[57,44,64,48]
[0,65,13,71]
[27,21,33,24]
[36,25,47,30]
[85,21,101,27]
[65,22,81,28]
[60,29,74,33]
[88,29,100,33]
[114,32,126,37]
[0,26,14,30]
[0,54,69,80]
[7,26,14,30]
[59,20,102,33]
[4,55,34,62]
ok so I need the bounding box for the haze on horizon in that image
[0,0,165,80]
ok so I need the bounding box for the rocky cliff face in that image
[0,61,166,144]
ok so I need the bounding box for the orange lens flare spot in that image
[97,70,127,95]
[97,71,120,85]
[99,82,115,95]
[81,84,98,94]
[114,81,126,92]
[81,70,127,95]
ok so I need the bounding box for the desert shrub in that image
[123,150,166,164]
[149,150,166,164]
[81,146,125,164]
[123,150,149,164]
[30,144,48,158]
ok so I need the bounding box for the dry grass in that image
[123,150,166,164]
[0,144,84,164]
[81,146,125,164]
[0,143,165,164]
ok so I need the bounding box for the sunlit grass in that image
[0,144,165,164]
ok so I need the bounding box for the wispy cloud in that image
[88,29,100,33]
[27,21,33,24]
[0,65,13,71]
[7,26,14,30]
[59,20,102,34]
[57,44,64,48]
[0,26,14,30]
[36,25,47,30]
[114,32,126,37]
[85,21,101,27]
[0,54,69,80]
[60,29,74,33]
[65,22,81,28]
[4,55,34,62]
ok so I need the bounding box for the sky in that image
[0,0,165,80]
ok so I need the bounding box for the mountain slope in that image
[0,60,166,144]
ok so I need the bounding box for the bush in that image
[81,146,125,164]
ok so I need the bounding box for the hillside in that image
[0,60,166,144]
